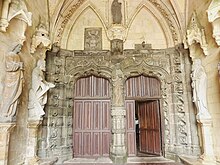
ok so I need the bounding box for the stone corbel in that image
[107,24,128,41]
[185,11,209,56]
[207,0,220,46]
[0,0,32,32]
[30,22,51,54]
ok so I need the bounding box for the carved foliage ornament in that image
[186,11,209,56]
[0,0,32,32]
[207,0,220,46]
[31,22,51,54]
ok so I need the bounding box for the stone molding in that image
[186,11,209,56]
[207,0,220,46]
[0,0,32,32]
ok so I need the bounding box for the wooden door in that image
[138,100,161,155]
[126,100,136,156]
[73,76,111,157]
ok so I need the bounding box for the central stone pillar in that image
[110,64,127,164]
[0,123,15,165]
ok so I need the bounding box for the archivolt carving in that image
[148,0,180,44]
[54,0,85,44]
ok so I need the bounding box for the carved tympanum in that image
[84,28,102,51]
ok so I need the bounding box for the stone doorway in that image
[38,48,200,163]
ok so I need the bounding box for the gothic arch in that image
[60,2,108,49]
[126,3,173,48]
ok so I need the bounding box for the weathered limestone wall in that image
[0,0,49,164]
[188,0,220,162]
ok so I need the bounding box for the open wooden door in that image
[138,100,161,155]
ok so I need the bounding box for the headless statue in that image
[111,0,122,24]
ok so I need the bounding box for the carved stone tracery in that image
[186,11,209,56]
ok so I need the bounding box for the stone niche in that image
[37,46,200,163]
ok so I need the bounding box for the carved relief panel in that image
[84,28,102,51]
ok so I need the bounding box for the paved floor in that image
[63,157,183,165]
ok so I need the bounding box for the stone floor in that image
[63,157,183,165]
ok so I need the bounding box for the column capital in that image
[0,122,16,132]
[27,120,42,129]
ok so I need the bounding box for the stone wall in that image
[188,0,220,162]
[0,0,49,164]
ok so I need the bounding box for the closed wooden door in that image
[73,76,111,157]
[138,100,161,155]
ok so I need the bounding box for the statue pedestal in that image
[110,107,127,164]
[24,120,42,165]
[0,123,15,165]
[197,117,216,163]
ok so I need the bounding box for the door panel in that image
[73,76,111,158]
[126,100,136,156]
[138,100,161,155]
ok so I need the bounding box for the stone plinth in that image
[24,120,42,165]
[197,118,216,164]
[0,123,15,165]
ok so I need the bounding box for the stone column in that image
[197,118,215,163]
[0,0,11,32]
[24,120,42,165]
[110,64,127,164]
[0,123,15,165]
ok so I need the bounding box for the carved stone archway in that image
[38,47,200,164]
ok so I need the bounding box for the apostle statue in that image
[28,59,55,120]
[111,0,122,24]
[191,59,211,120]
[0,44,24,120]
[112,64,124,106]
